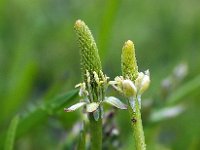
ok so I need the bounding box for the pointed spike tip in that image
[74,19,84,28]
[124,40,134,49]
[121,40,138,81]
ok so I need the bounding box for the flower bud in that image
[135,71,150,95]
[122,79,137,97]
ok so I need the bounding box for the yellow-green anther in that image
[74,20,102,81]
[93,71,100,85]
[86,70,90,83]
[121,40,138,81]
[100,70,108,83]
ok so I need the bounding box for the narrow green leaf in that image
[167,75,200,105]
[4,115,20,150]
[0,90,78,147]
[17,90,78,137]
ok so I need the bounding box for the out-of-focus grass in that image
[4,115,19,150]
[0,0,200,149]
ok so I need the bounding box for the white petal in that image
[86,102,99,112]
[145,69,150,76]
[114,76,123,82]
[139,75,150,94]
[135,72,144,89]
[122,80,137,97]
[109,81,117,85]
[104,96,127,109]
[64,102,86,112]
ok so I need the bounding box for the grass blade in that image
[167,75,200,105]
[0,90,78,148]
[4,115,20,150]
[17,89,78,137]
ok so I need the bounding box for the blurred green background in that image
[0,0,200,149]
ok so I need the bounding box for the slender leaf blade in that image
[4,115,20,150]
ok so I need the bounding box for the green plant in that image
[65,20,150,150]
[109,40,150,150]
[4,115,19,150]
[1,1,200,149]
[64,20,127,150]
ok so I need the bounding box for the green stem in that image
[128,97,146,150]
[88,113,102,150]
[77,122,86,150]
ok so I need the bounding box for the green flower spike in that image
[121,40,138,81]
[64,20,127,150]
[109,40,150,110]
[109,40,150,150]
[64,20,127,118]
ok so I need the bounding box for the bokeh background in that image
[0,0,200,149]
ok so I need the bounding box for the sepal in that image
[104,96,127,109]
[64,102,86,112]
[86,102,99,112]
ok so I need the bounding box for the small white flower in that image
[114,76,124,83]
[109,81,122,93]
[66,71,127,120]
[75,82,88,97]
[109,70,150,111]
[109,76,137,97]
[122,79,137,97]
[135,70,150,95]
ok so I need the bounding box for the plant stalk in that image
[128,97,146,150]
[74,20,103,150]
[88,113,102,150]
[77,122,86,150]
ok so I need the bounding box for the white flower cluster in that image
[109,70,150,111]
[64,69,150,117]
[64,70,127,121]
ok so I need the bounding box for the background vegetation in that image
[0,0,200,149]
